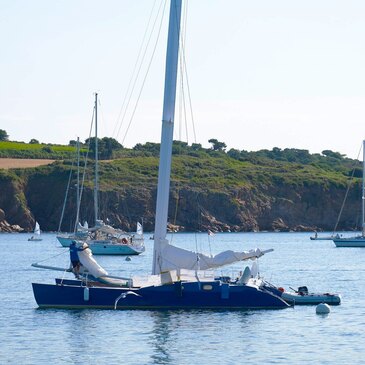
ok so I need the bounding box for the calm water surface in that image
[1,232,364,364]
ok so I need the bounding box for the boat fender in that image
[316,303,330,314]
[278,287,285,293]
[84,287,90,301]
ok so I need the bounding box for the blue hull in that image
[57,236,144,255]
[32,281,289,309]
[333,237,365,247]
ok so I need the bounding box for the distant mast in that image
[152,0,182,275]
[361,140,365,237]
[94,92,99,224]
[74,136,80,233]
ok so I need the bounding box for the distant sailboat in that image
[56,94,145,255]
[28,221,42,242]
[333,140,365,247]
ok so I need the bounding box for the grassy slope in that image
[0,141,85,160]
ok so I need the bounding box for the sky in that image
[1,0,365,158]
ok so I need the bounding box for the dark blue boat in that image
[33,280,288,309]
[31,0,289,311]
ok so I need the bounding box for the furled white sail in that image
[158,244,268,273]
[78,244,108,278]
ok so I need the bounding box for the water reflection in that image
[149,311,173,365]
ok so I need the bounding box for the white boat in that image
[263,284,341,305]
[31,0,289,310]
[310,234,336,241]
[58,220,145,255]
[56,94,145,255]
[310,232,336,240]
[281,286,341,305]
[281,291,341,305]
[28,221,42,242]
[333,140,365,247]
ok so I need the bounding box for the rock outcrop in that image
[0,164,361,233]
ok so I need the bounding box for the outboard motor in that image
[298,286,308,295]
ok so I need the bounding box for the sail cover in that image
[158,244,266,273]
[78,244,108,278]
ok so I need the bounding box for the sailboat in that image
[333,140,365,247]
[31,0,288,309]
[56,94,145,255]
[28,221,42,242]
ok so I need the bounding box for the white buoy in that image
[125,256,131,261]
[316,303,330,314]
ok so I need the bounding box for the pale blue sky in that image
[1,0,365,158]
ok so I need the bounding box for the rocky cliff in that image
[0,161,361,233]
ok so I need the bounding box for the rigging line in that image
[121,0,168,146]
[177,0,188,142]
[98,96,108,138]
[76,108,95,230]
[112,0,159,138]
[58,158,75,233]
[181,0,189,143]
[333,141,363,234]
[36,248,69,264]
[179,1,197,143]
[116,0,166,141]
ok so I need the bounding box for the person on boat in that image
[69,241,88,278]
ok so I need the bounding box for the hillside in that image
[0,141,362,233]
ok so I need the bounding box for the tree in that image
[208,138,227,152]
[29,139,39,144]
[85,137,123,160]
[322,150,344,160]
[191,143,202,150]
[227,148,241,159]
[0,129,9,141]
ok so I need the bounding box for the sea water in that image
[1,232,364,365]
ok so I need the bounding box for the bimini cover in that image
[78,244,108,278]
[158,245,266,273]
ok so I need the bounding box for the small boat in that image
[333,140,365,247]
[263,284,341,305]
[310,232,336,241]
[31,0,289,310]
[28,222,42,242]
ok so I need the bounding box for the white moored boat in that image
[333,140,365,247]
[264,284,341,305]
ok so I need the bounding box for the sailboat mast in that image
[74,137,80,233]
[361,140,365,237]
[152,0,182,275]
[94,92,99,224]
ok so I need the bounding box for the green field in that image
[0,141,83,159]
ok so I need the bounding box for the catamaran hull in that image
[333,238,365,247]
[32,281,289,309]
